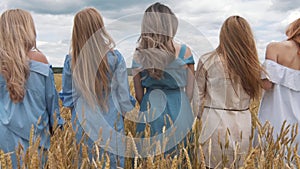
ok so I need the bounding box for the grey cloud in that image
[270,0,300,11]
[2,0,163,16]
[3,0,297,67]
[4,0,84,14]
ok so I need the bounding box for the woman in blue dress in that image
[59,8,134,168]
[0,9,62,167]
[132,2,195,156]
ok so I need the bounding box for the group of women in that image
[0,2,299,168]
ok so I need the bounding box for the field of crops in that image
[0,74,299,169]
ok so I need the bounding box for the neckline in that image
[265,59,300,72]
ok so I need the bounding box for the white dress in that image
[259,59,300,153]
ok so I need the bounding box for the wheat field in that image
[0,74,299,169]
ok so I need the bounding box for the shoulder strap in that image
[178,44,187,59]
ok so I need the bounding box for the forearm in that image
[262,79,274,90]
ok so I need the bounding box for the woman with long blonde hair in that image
[196,16,263,168]
[60,7,134,168]
[258,18,300,153]
[132,2,195,156]
[0,9,62,167]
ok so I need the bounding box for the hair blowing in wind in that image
[216,16,263,98]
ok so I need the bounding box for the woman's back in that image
[136,44,193,89]
[267,40,300,70]
[198,52,250,109]
[0,58,60,150]
[259,40,300,154]
[60,49,133,168]
[61,50,133,129]
[196,16,261,168]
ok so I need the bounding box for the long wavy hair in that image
[134,2,178,79]
[0,9,37,102]
[71,7,115,111]
[216,16,262,99]
[286,18,300,55]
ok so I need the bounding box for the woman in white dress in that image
[196,16,263,168]
[258,18,300,153]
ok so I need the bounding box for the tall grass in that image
[0,75,299,169]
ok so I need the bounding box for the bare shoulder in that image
[265,42,281,61]
[28,51,49,64]
[184,45,192,59]
[173,42,193,59]
[276,40,300,69]
[281,40,295,48]
[266,41,279,49]
[267,41,294,51]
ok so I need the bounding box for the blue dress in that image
[59,50,134,168]
[132,44,195,155]
[0,60,63,167]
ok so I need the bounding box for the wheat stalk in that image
[183,148,192,169]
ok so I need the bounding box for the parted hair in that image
[0,9,37,102]
[134,2,178,79]
[71,7,115,111]
[216,15,263,99]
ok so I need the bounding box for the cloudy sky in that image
[0,0,299,67]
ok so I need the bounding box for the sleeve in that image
[261,61,269,80]
[184,55,195,65]
[129,94,136,107]
[131,59,142,69]
[45,67,64,127]
[112,52,135,113]
[59,55,75,108]
[195,60,207,117]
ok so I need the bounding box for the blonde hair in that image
[286,18,300,55]
[0,9,37,102]
[216,16,262,99]
[71,7,115,111]
[134,2,178,79]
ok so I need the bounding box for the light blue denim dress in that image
[132,44,195,155]
[60,50,134,168]
[0,60,63,166]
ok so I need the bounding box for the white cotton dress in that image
[259,59,300,153]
